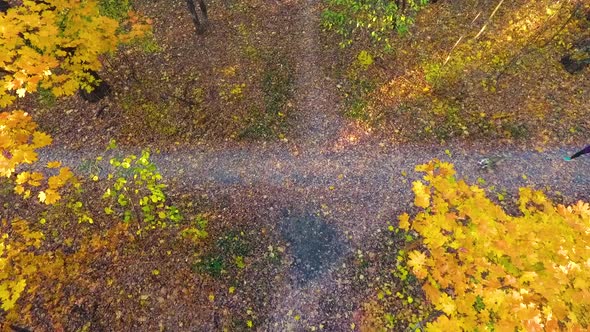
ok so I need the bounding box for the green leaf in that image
[117,194,128,207]
[235,256,246,269]
[107,139,117,150]
[357,50,374,68]
[123,210,132,223]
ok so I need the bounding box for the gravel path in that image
[291,0,345,148]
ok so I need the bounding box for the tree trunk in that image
[0,0,10,12]
[186,0,208,35]
[80,70,111,103]
[396,0,407,14]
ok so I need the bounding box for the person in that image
[564,145,590,161]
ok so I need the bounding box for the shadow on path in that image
[280,208,346,285]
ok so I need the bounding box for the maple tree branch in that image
[9,324,31,332]
[0,68,15,76]
[495,1,579,82]
[186,0,208,35]
[411,310,444,331]
[120,51,141,83]
[123,187,143,227]
[402,238,422,252]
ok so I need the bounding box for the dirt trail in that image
[265,0,350,327]
[292,0,345,149]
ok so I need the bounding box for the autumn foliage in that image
[0,110,51,177]
[401,160,590,331]
[0,216,131,326]
[0,110,80,322]
[1,110,75,204]
[0,0,150,106]
[0,110,203,328]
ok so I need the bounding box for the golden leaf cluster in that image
[0,218,130,326]
[0,0,150,106]
[406,159,590,331]
[1,111,75,204]
[0,109,139,328]
[0,111,50,177]
[0,219,45,312]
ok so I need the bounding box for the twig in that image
[160,92,196,107]
[120,51,141,83]
[409,310,443,332]
[123,187,143,232]
[473,0,506,40]
[402,238,422,252]
[443,11,482,66]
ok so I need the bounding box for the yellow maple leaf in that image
[27,171,44,186]
[12,149,38,164]
[38,191,46,203]
[412,181,430,208]
[518,271,537,284]
[422,283,441,303]
[436,293,456,316]
[437,161,456,177]
[38,189,60,205]
[46,161,61,168]
[398,213,411,230]
[15,171,30,184]
[0,279,27,311]
[427,314,461,331]
[423,229,447,250]
[16,88,26,98]
[47,167,73,189]
[573,200,590,216]
[0,94,16,107]
[32,131,52,148]
[14,185,25,195]
[408,250,426,269]
[573,277,589,290]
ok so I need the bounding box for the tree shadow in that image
[279,208,346,285]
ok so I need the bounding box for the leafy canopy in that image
[321,0,429,50]
[402,159,590,331]
[1,110,75,204]
[0,0,150,106]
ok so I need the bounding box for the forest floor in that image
[9,0,590,330]
[39,139,590,330]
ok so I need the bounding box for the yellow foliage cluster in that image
[0,217,131,326]
[0,219,43,312]
[15,166,75,204]
[0,0,150,106]
[0,110,51,177]
[1,110,75,204]
[403,160,590,331]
